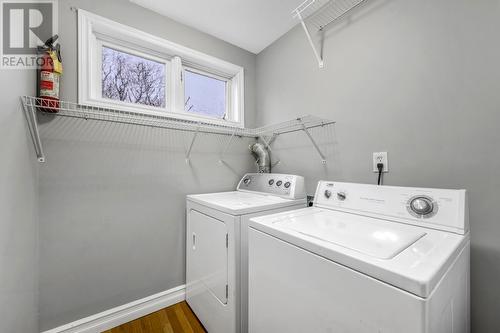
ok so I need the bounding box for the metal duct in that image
[249,142,271,173]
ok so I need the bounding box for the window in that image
[184,69,227,119]
[78,10,244,127]
[101,46,166,108]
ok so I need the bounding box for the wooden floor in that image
[103,301,206,333]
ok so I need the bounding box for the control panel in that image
[314,181,468,234]
[237,173,306,199]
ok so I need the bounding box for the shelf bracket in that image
[300,120,327,164]
[259,133,277,151]
[219,129,237,164]
[20,97,45,163]
[294,9,324,69]
[259,134,280,167]
[185,123,200,164]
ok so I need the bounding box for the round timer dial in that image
[407,195,438,218]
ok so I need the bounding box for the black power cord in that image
[377,163,384,185]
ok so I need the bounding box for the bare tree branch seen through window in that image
[102,47,166,108]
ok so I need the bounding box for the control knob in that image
[337,192,346,201]
[324,190,332,199]
[268,179,274,185]
[276,180,283,187]
[408,196,436,217]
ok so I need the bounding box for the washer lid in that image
[282,211,426,259]
[249,207,469,298]
[187,191,305,215]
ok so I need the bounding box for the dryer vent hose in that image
[249,143,271,173]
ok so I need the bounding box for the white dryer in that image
[186,173,306,333]
[248,181,470,333]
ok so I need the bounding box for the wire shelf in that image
[23,96,250,137]
[21,96,335,163]
[254,116,334,136]
[294,0,367,30]
[292,0,369,67]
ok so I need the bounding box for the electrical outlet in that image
[373,152,389,172]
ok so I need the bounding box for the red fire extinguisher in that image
[37,35,62,112]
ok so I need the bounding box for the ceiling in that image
[130,0,303,54]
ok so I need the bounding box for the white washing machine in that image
[248,181,470,333]
[186,173,307,333]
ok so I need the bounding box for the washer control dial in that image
[407,195,437,218]
[276,180,283,187]
[268,179,274,185]
[243,178,251,185]
[284,182,291,188]
[337,192,346,201]
[324,190,332,199]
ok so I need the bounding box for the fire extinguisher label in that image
[40,80,53,90]
[40,71,60,99]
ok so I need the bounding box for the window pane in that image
[102,46,166,108]
[184,70,226,119]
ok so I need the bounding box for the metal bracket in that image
[259,134,277,151]
[294,9,324,69]
[300,120,327,164]
[185,123,200,164]
[20,97,45,163]
[259,134,280,167]
[219,130,237,164]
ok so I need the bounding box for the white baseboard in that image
[42,285,186,333]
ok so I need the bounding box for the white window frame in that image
[78,10,245,127]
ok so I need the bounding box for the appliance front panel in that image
[239,203,306,333]
[188,210,228,304]
[186,205,237,333]
[248,228,427,333]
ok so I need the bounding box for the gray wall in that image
[0,73,39,330]
[33,0,500,331]
[38,0,256,330]
[256,0,500,331]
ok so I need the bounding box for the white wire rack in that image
[254,116,334,137]
[21,96,335,163]
[292,0,369,68]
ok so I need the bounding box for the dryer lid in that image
[187,191,305,215]
[279,210,426,259]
